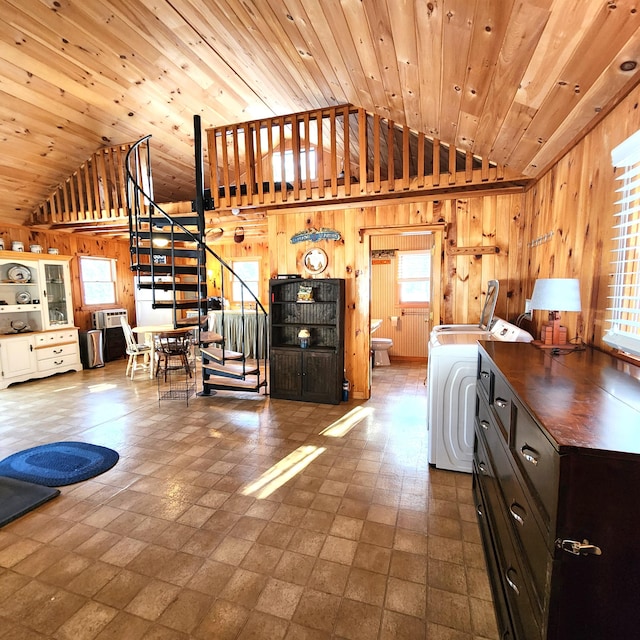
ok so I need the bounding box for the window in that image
[272,149,317,183]
[79,257,117,306]
[397,250,430,305]
[229,259,260,305]
[604,130,640,357]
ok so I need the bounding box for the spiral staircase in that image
[124,116,268,397]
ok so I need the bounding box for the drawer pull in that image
[53,348,63,354]
[505,567,520,595]
[556,538,602,557]
[476,504,484,518]
[478,461,487,474]
[520,444,539,466]
[480,420,489,431]
[54,360,64,365]
[509,502,526,526]
[495,397,508,409]
[480,370,490,379]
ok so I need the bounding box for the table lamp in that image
[530,278,581,347]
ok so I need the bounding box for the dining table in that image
[131,324,195,378]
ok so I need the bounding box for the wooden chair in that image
[156,331,193,381]
[120,317,152,380]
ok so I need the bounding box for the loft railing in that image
[206,104,506,211]
[32,143,136,225]
[32,104,513,228]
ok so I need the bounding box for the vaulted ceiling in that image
[2,0,640,230]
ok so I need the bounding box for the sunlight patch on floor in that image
[87,383,118,393]
[319,406,373,438]
[241,445,326,499]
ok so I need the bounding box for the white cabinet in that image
[0,256,42,334]
[0,251,82,388]
[0,252,76,334]
[0,329,82,389]
[0,333,37,382]
[34,330,81,374]
[40,258,74,329]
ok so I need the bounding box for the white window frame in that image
[229,258,260,306]
[397,250,430,307]
[79,256,117,307]
[604,130,640,358]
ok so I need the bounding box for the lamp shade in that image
[530,278,582,312]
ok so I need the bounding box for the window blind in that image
[604,131,640,357]
[397,250,430,304]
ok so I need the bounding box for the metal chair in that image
[120,317,152,380]
[156,331,193,382]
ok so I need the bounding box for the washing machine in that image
[426,318,533,473]
[432,279,499,335]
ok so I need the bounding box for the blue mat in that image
[0,442,119,487]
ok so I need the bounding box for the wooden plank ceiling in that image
[1,0,640,233]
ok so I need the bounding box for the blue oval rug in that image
[0,442,119,487]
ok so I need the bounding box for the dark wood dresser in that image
[473,341,640,640]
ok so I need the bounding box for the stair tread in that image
[203,363,261,377]
[137,283,204,291]
[202,374,267,392]
[134,265,204,275]
[201,346,245,362]
[153,300,207,309]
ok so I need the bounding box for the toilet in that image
[372,337,393,366]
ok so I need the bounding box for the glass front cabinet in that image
[0,251,81,388]
[41,259,73,329]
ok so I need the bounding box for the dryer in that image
[426,319,532,472]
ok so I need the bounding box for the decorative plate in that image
[7,264,31,283]
[16,291,31,304]
[302,248,328,275]
[10,319,28,332]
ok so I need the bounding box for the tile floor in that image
[0,360,498,640]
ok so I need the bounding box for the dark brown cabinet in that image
[269,278,345,404]
[474,341,640,640]
[103,326,126,362]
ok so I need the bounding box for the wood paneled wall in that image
[521,83,640,349]
[0,224,134,331]
[268,192,526,399]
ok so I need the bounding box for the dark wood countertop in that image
[478,341,640,456]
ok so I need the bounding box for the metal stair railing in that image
[125,131,268,389]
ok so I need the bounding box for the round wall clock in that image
[302,248,328,275]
